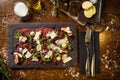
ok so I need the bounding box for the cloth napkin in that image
[79,32,100,74]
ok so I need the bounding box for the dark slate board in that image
[78,0,102,23]
[79,32,100,74]
[8,22,78,69]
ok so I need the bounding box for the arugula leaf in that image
[55,52,60,57]
[30,52,39,58]
[39,38,47,43]
[19,55,26,63]
[40,53,53,62]
[57,44,62,48]
[14,33,20,39]
[27,34,32,42]
[67,43,72,50]
[47,43,51,50]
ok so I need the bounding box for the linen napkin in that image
[79,32,100,74]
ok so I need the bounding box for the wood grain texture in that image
[0,0,120,80]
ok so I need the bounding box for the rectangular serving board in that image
[8,22,78,69]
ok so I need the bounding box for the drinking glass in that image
[14,2,29,17]
[26,0,42,12]
[14,1,33,21]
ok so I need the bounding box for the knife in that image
[91,31,95,77]
[85,27,92,77]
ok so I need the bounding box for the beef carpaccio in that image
[13,27,73,64]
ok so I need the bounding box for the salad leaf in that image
[55,52,60,57]
[19,55,26,63]
[14,32,20,39]
[27,34,32,42]
[39,38,47,43]
[40,53,53,62]
[67,43,72,50]
[31,52,39,58]
[57,44,62,48]
[47,43,51,50]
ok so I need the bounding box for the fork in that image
[85,27,92,77]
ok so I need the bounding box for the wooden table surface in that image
[0,0,120,80]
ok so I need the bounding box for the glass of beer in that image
[26,0,42,12]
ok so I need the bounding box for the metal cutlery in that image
[91,52,95,77]
[91,31,95,77]
[85,27,92,77]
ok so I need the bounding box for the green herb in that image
[14,33,20,39]
[0,59,11,80]
[67,43,72,50]
[39,38,47,43]
[40,53,53,62]
[57,44,62,48]
[51,0,58,16]
[64,34,72,50]
[65,33,68,37]
[19,55,26,63]
[41,43,44,49]
[47,43,51,50]
[55,52,60,57]
[27,34,32,42]
[30,52,39,58]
